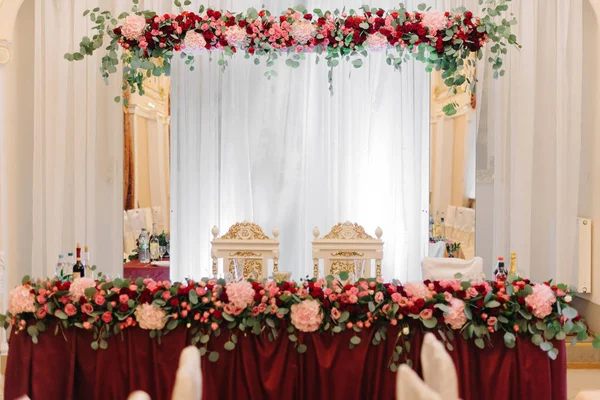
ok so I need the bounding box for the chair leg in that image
[313,259,319,279]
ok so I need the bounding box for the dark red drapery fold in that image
[5,325,566,400]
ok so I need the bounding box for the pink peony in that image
[420,309,433,320]
[225,25,247,47]
[64,304,77,317]
[184,31,207,51]
[102,312,112,324]
[81,303,94,314]
[444,298,467,330]
[290,299,323,333]
[134,303,167,330]
[69,277,96,301]
[403,282,431,299]
[525,284,556,319]
[421,11,448,34]
[365,32,388,51]
[225,280,255,309]
[121,14,147,41]
[291,20,316,44]
[8,285,35,315]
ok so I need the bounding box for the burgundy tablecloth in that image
[124,259,170,282]
[5,324,566,400]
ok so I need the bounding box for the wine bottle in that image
[493,257,507,286]
[73,243,85,279]
[83,245,91,277]
[150,223,160,261]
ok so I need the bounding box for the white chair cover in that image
[142,207,153,232]
[171,346,202,400]
[128,391,151,400]
[428,242,446,258]
[421,257,484,281]
[421,333,459,399]
[454,207,475,232]
[127,208,148,234]
[152,206,166,233]
[396,365,442,400]
[575,391,600,400]
[444,205,457,228]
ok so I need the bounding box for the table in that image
[123,258,170,281]
[5,324,567,400]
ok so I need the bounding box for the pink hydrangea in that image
[69,277,96,301]
[225,280,255,309]
[134,303,167,330]
[365,32,388,51]
[8,285,35,315]
[291,20,316,44]
[225,25,247,47]
[121,14,147,41]
[184,31,207,51]
[444,298,467,330]
[421,11,448,34]
[525,284,556,319]
[403,282,431,299]
[290,299,323,332]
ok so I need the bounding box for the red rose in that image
[417,28,426,36]
[213,11,222,19]
[465,11,473,20]
[219,292,229,302]
[304,14,312,20]
[517,297,525,304]
[248,47,255,54]
[391,12,399,19]
[444,11,450,17]
[238,20,247,28]
[170,298,180,307]
[280,16,286,23]
[119,303,128,312]
[476,300,485,308]
[409,306,419,315]
[258,10,265,17]
[415,12,422,20]
[213,310,223,319]
[376,9,385,17]
[113,27,122,36]
[415,298,425,308]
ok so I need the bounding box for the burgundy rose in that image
[476,300,485,308]
[213,309,223,319]
[119,303,129,312]
[376,9,384,17]
[415,298,425,309]
[170,298,180,307]
[465,11,473,19]
[303,13,312,20]
[113,27,122,36]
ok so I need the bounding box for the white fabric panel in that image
[127,392,151,400]
[172,346,202,400]
[396,364,442,400]
[31,0,126,279]
[421,333,459,399]
[421,257,483,281]
[428,242,446,258]
[171,0,432,282]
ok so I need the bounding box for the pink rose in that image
[162,291,172,300]
[466,287,479,299]
[487,317,498,326]
[374,292,384,304]
[290,300,323,333]
[331,307,341,320]
[444,292,453,302]
[36,295,46,304]
[211,322,219,331]
[36,306,47,319]
[391,293,402,303]
[251,307,260,317]
[94,295,106,306]
[257,303,267,314]
[81,303,94,314]
[119,294,129,304]
[381,304,391,314]
[102,312,112,324]
[64,304,77,317]
[420,309,433,320]
[82,322,93,330]
[348,294,358,304]
[196,287,206,296]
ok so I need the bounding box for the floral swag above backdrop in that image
[3,273,600,369]
[65,0,520,115]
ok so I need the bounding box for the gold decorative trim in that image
[228,259,263,279]
[322,222,374,240]
[0,41,13,64]
[229,251,262,257]
[330,251,364,257]
[330,260,355,275]
[221,221,271,240]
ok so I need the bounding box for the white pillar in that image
[0,41,13,356]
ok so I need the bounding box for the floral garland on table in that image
[3,272,599,368]
[64,0,520,116]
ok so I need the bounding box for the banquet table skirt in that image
[5,324,566,400]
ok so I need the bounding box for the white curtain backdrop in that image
[171,0,431,282]
[31,0,125,279]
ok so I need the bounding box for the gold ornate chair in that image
[312,221,383,279]
[210,221,279,280]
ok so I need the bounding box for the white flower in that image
[291,20,316,45]
[365,32,388,51]
[225,25,247,48]
[564,295,572,303]
[69,277,96,301]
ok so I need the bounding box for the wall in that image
[3,0,34,290]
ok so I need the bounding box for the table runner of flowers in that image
[64,0,519,116]
[4,273,599,369]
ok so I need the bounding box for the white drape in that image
[31,0,125,279]
[171,0,431,282]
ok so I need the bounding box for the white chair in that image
[211,221,280,279]
[421,333,459,399]
[428,241,446,258]
[171,346,202,400]
[421,257,483,281]
[396,365,441,400]
[127,208,150,234]
[576,392,600,400]
[312,221,383,279]
[128,391,151,400]
[152,206,167,233]
[452,207,475,259]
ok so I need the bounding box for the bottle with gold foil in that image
[509,252,517,276]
